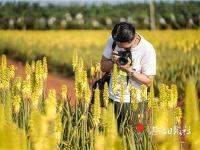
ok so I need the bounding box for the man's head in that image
[112,22,135,50]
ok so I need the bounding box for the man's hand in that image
[111,51,120,63]
[117,57,132,73]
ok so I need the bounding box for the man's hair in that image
[111,22,135,43]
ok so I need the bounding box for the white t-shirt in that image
[102,33,156,103]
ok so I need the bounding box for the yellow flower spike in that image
[167,88,174,109]
[130,86,138,111]
[184,79,199,127]
[112,63,118,94]
[164,85,170,108]
[75,58,85,99]
[25,62,31,81]
[82,70,88,90]
[34,79,43,96]
[166,85,177,110]
[0,64,14,90]
[106,103,122,150]
[174,107,182,125]
[29,109,49,150]
[120,80,125,104]
[61,85,68,100]
[31,91,40,109]
[57,100,63,113]
[55,113,62,144]
[39,60,43,78]
[0,83,3,90]
[159,83,167,108]
[8,65,15,80]
[103,82,109,108]
[1,54,7,69]
[0,104,27,150]
[90,66,95,78]
[171,84,178,107]
[93,88,101,127]
[0,62,9,90]
[22,80,31,99]
[45,89,57,121]
[12,95,21,114]
[147,81,156,109]
[75,72,80,100]
[13,77,22,92]
[84,85,91,108]
[128,81,134,92]
[77,73,83,99]
[79,58,84,71]
[42,57,48,81]
[106,102,118,133]
[74,58,87,101]
[35,60,43,83]
[140,84,147,101]
[2,81,9,91]
[74,67,78,98]
[58,85,67,113]
[94,129,105,150]
[101,107,107,128]
[31,60,35,72]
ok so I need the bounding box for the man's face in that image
[116,41,132,51]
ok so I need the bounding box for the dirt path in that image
[4,57,75,104]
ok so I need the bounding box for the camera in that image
[117,51,132,66]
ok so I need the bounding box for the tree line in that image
[0,1,199,30]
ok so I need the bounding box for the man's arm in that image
[100,55,114,72]
[124,47,156,86]
[119,63,154,87]
[101,51,121,72]
[127,68,154,87]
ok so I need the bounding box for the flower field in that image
[0,30,200,96]
[0,30,200,150]
[0,49,200,149]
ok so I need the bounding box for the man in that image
[100,22,156,128]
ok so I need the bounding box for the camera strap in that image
[112,41,116,51]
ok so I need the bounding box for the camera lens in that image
[119,57,128,65]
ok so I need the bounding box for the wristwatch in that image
[128,69,136,77]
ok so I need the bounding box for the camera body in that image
[117,50,132,66]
